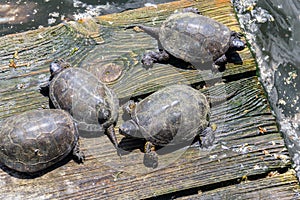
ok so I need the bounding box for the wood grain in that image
[177,169,300,200]
[0,0,298,199]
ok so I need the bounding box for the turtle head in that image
[119,120,142,138]
[50,59,70,79]
[231,39,245,51]
[96,103,111,124]
[229,32,246,51]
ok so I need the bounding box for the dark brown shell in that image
[131,85,210,146]
[0,109,78,173]
[49,67,119,133]
[159,12,231,66]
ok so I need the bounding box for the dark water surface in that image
[1,0,300,179]
[233,0,300,180]
[0,0,173,36]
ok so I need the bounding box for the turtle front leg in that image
[199,127,215,148]
[226,51,243,65]
[72,141,85,163]
[39,82,50,97]
[213,54,227,72]
[122,100,137,115]
[143,141,158,168]
[142,50,170,66]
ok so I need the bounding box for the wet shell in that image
[0,109,79,173]
[132,85,210,146]
[49,67,119,133]
[159,12,231,66]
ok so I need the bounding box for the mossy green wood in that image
[0,0,298,199]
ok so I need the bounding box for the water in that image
[232,0,300,180]
[0,0,174,36]
[1,0,300,179]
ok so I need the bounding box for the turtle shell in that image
[0,109,78,173]
[131,85,210,146]
[159,12,231,67]
[49,67,119,133]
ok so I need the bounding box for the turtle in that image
[119,84,215,168]
[48,60,120,150]
[0,109,84,173]
[130,7,245,71]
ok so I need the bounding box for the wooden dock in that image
[0,0,299,199]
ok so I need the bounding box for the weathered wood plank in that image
[177,169,300,200]
[0,77,294,199]
[92,0,255,98]
[70,77,290,199]
[0,0,255,119]
[0,0,298,199]
[0,20,102,119]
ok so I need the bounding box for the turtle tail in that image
[125,24,160,40]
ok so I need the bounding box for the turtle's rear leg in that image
[72,141,85,163]
[143,141,158,168]
[142,49,170,66]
